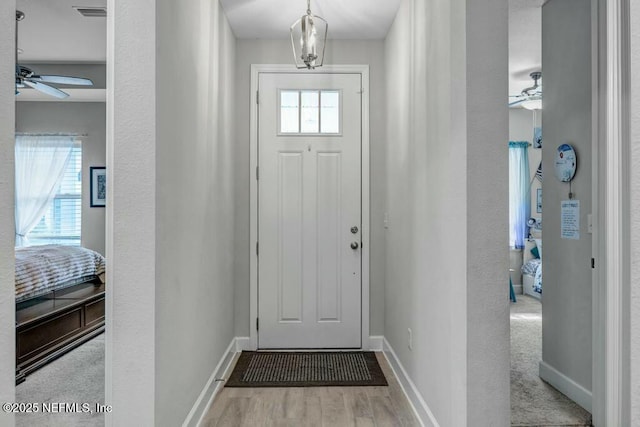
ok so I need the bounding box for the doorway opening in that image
[508,0,596,425]
[13,2,107,426]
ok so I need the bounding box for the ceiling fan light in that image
[290,0,328,69]
[521,99,542,110]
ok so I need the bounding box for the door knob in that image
[350,242,359,250]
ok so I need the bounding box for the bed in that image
[522,239,542,300]
[15,245,106,383]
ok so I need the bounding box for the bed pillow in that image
[534,239,543,259]
[530,246,540,259]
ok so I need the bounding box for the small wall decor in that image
[533,127,542,149]
[90,167,106,207]
[536,188,542,213]
[554,144,577,182]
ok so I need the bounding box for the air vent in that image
[73,6,107,17]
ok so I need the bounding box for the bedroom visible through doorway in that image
[13,1,107,426]
[508,0,596,425]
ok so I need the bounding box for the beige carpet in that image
[16,334,105,427]
[511,295,592,426]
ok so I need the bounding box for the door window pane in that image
[320,91,340,134]
[301,91,320,133]
[280,91,299,133]
[279,89,341,135]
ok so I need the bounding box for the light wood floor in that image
[202,352,421,427]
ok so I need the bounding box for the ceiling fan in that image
[15,10,93,99]
[509,71,542,110]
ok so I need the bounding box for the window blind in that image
[29,145,82,245]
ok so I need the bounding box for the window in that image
[28,144,82,246]
[279,90,341,135]
[508,141,530,249]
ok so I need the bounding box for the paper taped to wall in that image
[561,200,580,240]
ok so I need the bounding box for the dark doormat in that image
[226,351,388,387]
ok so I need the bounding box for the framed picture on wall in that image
[536,188,542,213]
[90,167,106,207]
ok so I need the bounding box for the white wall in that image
[155,0,236,425]
[0,1,16,425]
[15,102,106,255]
[465,0,511,422]
[540,0,593,401]
[233,39,387,337]
[629,0,640,423]
[105,0,157,425]
[384,0,509,425]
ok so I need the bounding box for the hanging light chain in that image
[307,0,311,15]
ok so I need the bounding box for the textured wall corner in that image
[0,1,16,426]
[465,0,511,424]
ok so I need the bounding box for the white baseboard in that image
[539,360,592,413]
[235,337,251,352]
[368,335,384,351]
[236,336,383,352]
[382,338,440,427]
[182,338,238,427]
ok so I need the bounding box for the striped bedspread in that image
[15,245,106,302]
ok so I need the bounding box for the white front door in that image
[258,72,362,348]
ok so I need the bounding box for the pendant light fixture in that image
[290,0,328,69]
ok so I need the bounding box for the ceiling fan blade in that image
[23,80,69,99]
[32,75,93,86]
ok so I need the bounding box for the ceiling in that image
[16,0,106,63]
[15,0,541,99]
[509,0,544,96]
[219,0,402,40]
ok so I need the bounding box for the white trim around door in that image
[591,0,629,424]
[596,0,629,424]
[249,64,370,351]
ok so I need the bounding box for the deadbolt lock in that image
[351,226,359,234]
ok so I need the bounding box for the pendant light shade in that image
[290,0,328,69]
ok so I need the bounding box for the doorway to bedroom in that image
[13,1,107,426]
[508,0,595,425]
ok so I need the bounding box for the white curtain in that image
[15,135,76,247]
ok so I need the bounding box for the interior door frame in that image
[592,0,629,424]
[248,64,370,351]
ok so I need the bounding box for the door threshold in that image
[255,348,365,352]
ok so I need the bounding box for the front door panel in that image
[258,73,362,348]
